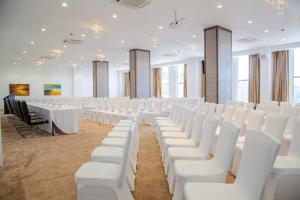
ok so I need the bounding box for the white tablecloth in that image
[28,104,79,134]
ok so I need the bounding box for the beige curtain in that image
[272,50,289,102]
[184,64,188,97]
[124,72,130,97]
[248,54,260,104]
[153,68,162,98]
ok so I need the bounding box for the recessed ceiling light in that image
[152,45,157,48]
[13,62,17,65]
[63,45,67,48]
[217,4,223,9]
[264,29,269,33]
[120,40,125,43]
[97,49,102,52]
[192,34,196,38]
[112,14,117,19]
[281,38,286,41]
[81,33,86,37]
[158,26,163,30]
[62,2,68,7]
[22,50,27,54]
[80,56,84,59]
[17,57,21,60]
[247,20,253,24]
[41,28,46,32]
[30,41,35,45]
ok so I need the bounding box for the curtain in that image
[153,68,162,98]
[272,50,289,102]
[184,64,188,97]
[201,61,205,98]
[248,54,260,104]
[124,72,130,97]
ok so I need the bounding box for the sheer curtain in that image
[272,50,289,102]
[153,68,162,98]
[248,54,260,104]
[184,64,188,97]
[124,72,130,97]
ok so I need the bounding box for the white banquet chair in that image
[172,121,240,199]
[263,116,300,200]
[184,130,280,200]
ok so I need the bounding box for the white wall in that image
[0,64,74,108]
[73,65,93,97]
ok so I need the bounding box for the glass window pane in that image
[161,67,169,97]
[177,64,184,83]
[238,80,248,102]
[294,48,300,76]
[177,83,183,97]
[238,55,249,80]
[293,78,300,103]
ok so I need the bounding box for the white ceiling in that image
[0,0,299,69]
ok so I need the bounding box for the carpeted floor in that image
[0,115,234,200]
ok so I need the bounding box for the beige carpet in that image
[0,115,234,200]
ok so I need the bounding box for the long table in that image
[28,104,79,134]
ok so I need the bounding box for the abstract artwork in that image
[9,84,30,96]
[44,84,61,96]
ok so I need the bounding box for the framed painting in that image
[44,84,61,96]
[9,84,30,96]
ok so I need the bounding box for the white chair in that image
[207,103,217,115]
[75,126,134,200]
[165,116,219,193]
[263,116,300,200]
[172,121,240,199]
[161,112,206,165]
[184,130,280,200]
[246,102,255,110]
[231,112,288,175]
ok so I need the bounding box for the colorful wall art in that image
[9,84,30,96]
[44,84,61,96]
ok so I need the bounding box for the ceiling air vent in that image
[62,38,83,44]
[237,37,258,43]
[111,0,152,9]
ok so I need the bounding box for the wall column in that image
[129,49,151,98]
[92,60,109,97]
[204,26,232,103]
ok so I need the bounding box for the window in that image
[176,64,184,97]
[292,48,300,103]
[237,55,249,102]
[161,66,169,97]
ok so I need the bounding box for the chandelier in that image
[264,0,287,14]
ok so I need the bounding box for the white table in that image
[28,104,79,134]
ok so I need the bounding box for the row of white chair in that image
[155,104,282,200]
[75,119,139,200]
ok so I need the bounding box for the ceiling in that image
[0,0,299,70]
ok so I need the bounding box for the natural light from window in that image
[176,64,184,98]
[293,48,300,103]
[161,66,169,97]
[237,55,249,102]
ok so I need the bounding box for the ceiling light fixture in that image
[81,33,86,37]
[17,57,21,60]
[30,41,35,45]
[281,38,286,41]
[97,49,102,52]
[80,56,84,59]
[90,24,103,39]
[41,28,46,32]
[158,26,163,30]
[248,20,253,24]
[120,40,125,43]
[22,51,27,54]
[62,2,68,7]
[265,29,269,33]
[217,4,223,9]
[192,34,196,38]
[63,45,67,48]
[13,62,17,65]
[264,0,287,14]
[152,45,157,48]
[112,14,117,19]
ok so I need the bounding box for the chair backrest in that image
[256,103,265,111]
[235,130,280,200]
[215,104,224,115]
[223,105,235,121]
[246,102,255,110]
[189,112,206,145]
[264,112,288,141]
[19,101,31,124]
[265,105,280,113]
[281,106,300,134]
[245,110,265,131]
[288,116,300,158]
[201,102,209,114]
[152,99,163,112]
[199,116,219,158]
[214,121,240,171]
[208,103,217,114]
[232,107,248,129]
[183,108,195,134]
